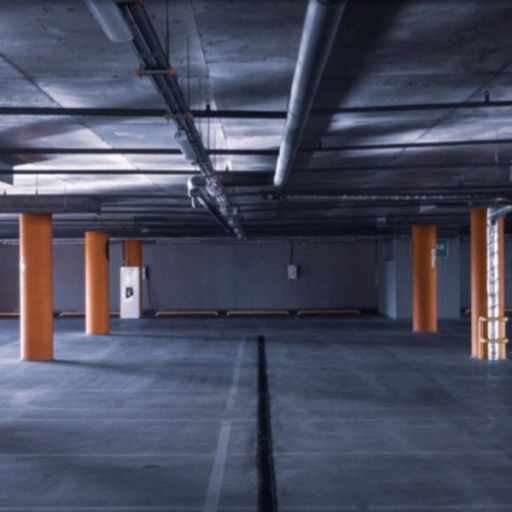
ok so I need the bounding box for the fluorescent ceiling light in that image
[84,0,133,43]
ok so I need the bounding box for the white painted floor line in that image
[0,342,18,354]
[203,420,232,512]
[226,339,246,411]
[203,339,246,512]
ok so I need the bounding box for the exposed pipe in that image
[273,0,347,187]
[119,2,244,239]
[489,205,512,222]
[187,176,232,233]
[282,193,507,203]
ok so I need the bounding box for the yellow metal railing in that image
[478,316,508,359]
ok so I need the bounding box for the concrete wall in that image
[0,243,123,313]
[378,237,461,319]
[141,242,378,311]
[0,245,18,312]
[0,241,378,312]
[437,238,461,318]
[460,239,512,310]
[14,235,512,316]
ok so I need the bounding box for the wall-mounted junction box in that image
[287,264,299,280]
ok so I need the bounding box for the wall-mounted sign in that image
[409,238,449,259]
[436,239,449,258]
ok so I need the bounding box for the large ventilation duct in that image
[273,0,347,187]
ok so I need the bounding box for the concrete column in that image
[20,214,53,360]
[412,225,437,332]
[85,232,109,334]
[123,240,143,315]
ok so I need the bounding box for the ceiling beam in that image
[1,100,512,119]
[2,137,512,157]
[1,162,509,176]
[0,195,100,213]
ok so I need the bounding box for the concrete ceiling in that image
[1,0,512,239]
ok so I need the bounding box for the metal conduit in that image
[273,0,347,187]
[284,194,505,202]
[118,2,244,239]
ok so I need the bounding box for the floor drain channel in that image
[257,335,278,512]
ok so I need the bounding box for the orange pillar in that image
[412,225,437,332]
[85,232,110,334]
[471,209,487,358]
[20,214,53,361]
[123,240,143,315]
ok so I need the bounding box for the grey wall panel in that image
[460,240,470,310]
[143,242,378,310]
[380,261,396,318]
[378,237,460,320]
[0,241,379,312]
[0,245,19,311]
[377,240,396,318]
[52,242,121,312]
[110,243,122,312]
[0,242,123,313]
[53,245,84,311]
[394,238,413,320]
[437,238,460,319]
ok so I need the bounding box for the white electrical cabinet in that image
[120,266,141,319]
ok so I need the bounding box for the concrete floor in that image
[0,316,512,510]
